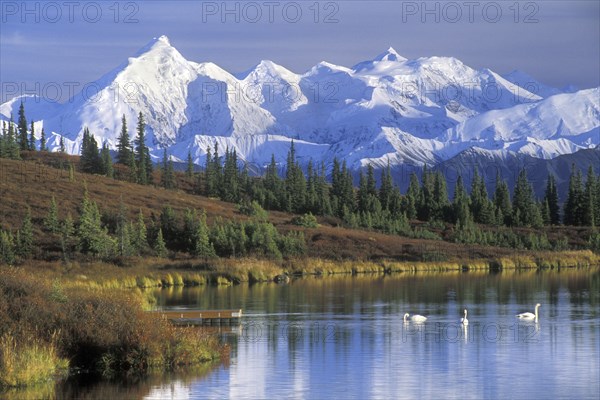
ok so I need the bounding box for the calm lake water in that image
[18,269,600,399]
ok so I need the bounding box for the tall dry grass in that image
[0,332,68,387]
[0,267,224,387]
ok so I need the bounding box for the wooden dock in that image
[152,309,243,326]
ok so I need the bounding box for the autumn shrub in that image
[291,213,319,228]
[0,267,223,386]
[0,332,68,387]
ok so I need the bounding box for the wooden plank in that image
[152,309,242,320]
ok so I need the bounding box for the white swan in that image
[403,313,427,323]
[517,303,541,322]
[460,309,469,325]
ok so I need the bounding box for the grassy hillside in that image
[1,153,598,266]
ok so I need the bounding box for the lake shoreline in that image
[9,249,600,289]
[1,251,598,390]
[0,268,226,390]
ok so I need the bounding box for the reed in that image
[0,268,225,386]
[0,333,68,388]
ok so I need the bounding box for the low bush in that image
[0,333,68,387]
[0,267,223,387]
[291,213,319,228]
[588,232,600,254]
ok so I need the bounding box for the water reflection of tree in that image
[154,268,599,318]
[3,364,220,400]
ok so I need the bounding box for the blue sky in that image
[1,1,598,102]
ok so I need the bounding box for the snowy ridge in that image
[502,69,562,99]
[1,36,598,171]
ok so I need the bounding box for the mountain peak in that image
[2,37,596,172]
[154,35,171,45]
[237,60,297,80]
[255,59,282,72]
[374,47,406,62]
[352,47,407,72]
[134,35,175,57]
[306,61,352,76]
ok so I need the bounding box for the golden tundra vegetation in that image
[0,153,599,389]
[0,267,225,389]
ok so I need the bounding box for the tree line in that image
[0,189,306,264]
[193,140,600,230]
[2,102,600,236]
[0,101,69,159]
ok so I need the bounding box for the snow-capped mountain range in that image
[1,35,598,171]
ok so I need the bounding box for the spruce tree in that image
[452,175,471,226]
[595,169,600,227]
[100,142,114,178]
[331,158,341,201]
[144,147,153,184]
[61,213,75,261]
[135,112,151,184]
[470,170,491,224]
[131,209,147,254]
[186,151,194,178]
[530,202,544,229]
[154,228,168,257]
[541,199,551,226]
[116,114,132,164]
[192,210,215,258]
[264,154,284,210]
[59,136,66,153]
[512,169,538,227]
[29,121,36,150]
[209,219,229,256]
[406,172,421,220]
[80,128,102,174]
[305,160,318,213]
[116,198,131,256]
[195,163,204,195]
[161,149,175,189]
[44,196,60,233]
[304,161,328,216]
[212,142,222,188]
[247,219,281,259]
[0,230,15,265]
[387,186,403,217]
[337,160,355,217]
[419,166,434,221]
[17,102,28,150]
[543,174,560,225]
[40,128,47,151]
[378,162,393,211]
[8,116,20,159]
[221,147,240,202]
[0,121,5,158]
[16,209,34,258]
[317,162,332,216]
[583,166,596,227]
[206,143,222,197]
[357,170,369,213]
[127,151,138,182]
[493,173,512,226]
[77,189,115,256]
[432,171,449,221]
[160,206,178,248]
[205,146,215,196]
[3,115,19,159]
[182,209,200,253]
[563,165,584,226]
[366,164,377,197]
